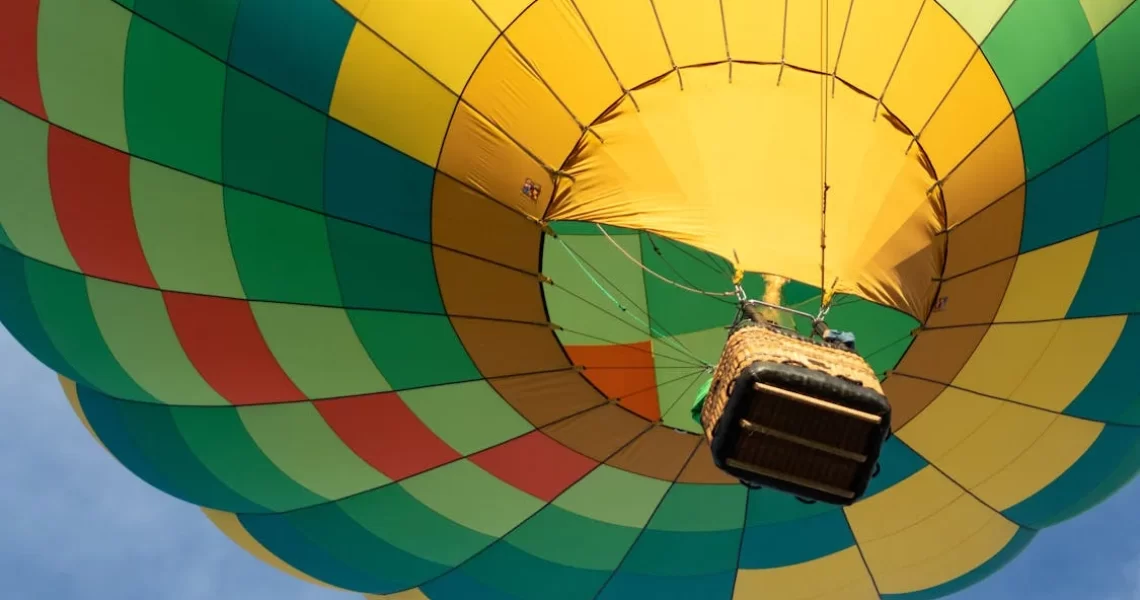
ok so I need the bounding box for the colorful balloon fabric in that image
[3,0,1140,598]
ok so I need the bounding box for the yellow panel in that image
[1011,316,1126,411]
[834,0,925,97]
[975,415,1104,510]
[358,0,498,94]
[939,0,1016,43]
[653,0,727,68]
[734,547,878,600]
[952,321,1061,398]
[573,0,673,88]
[846,467,960,543]
[883,2,978,130]
[506,0,624,124]
[330,25,457,165]
[866,499,1017,594]
[334,0,368,17]
[722,0,784,63]
[462,38,582,168]
[1082,0,1133,33]
[782,0,851,72]
[919,52,1011,177]
[898,387,1002,462]
[477,0,533,29]
[201,508,343,590]
[994,232,1098,323]
[936,402,1057,489]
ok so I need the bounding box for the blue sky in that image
[1,323,1137,600]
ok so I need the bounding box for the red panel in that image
[317,393,460,481]
[470,430,596,502]
[564,342,661,421]
[163,291,305,405]
[0,0,46,118]
[48,127,156,287]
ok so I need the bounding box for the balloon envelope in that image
[2,0,1140,598]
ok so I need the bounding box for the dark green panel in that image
[326,218,442,312]
[124,17,225,181]
[1102,116,1140,226]
[224,188,342,306]
[462,536,613,600]
[134,0,240,60]
[640,233,742,336]
[1094,2,1140,129]
[348,310,481,390]
[1067,217,1140,317]
[1021,137,1108,252]
[738,508,854,568]
[619,528,740,576]
[0,247,81,384]
[1066,316,1140,425]
[222,70,327,211]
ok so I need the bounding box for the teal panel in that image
[222,70,326,211]
[1021,137,1108,252]
[647,483,747,533]
[1015,44,1107,178]
[324,120,434,242]
[1067,217,1140,317]
[37,0,130,150]
[124,17,225,180]
[1003,425,1140,528]
[1066,315,1140,424]
[24,261,155,403]
[326,218,442,312]
[224,188,341,306]
[506,505,641,571]
[1094,3,1140,129]
[745,487,840,525]
[240,511,402,594]
[882,527,1037,600]
[598,570,737,600]
[1102,116,1140,226]
[465,521,616,600]
[738,507,855,568]
[864,437,929,498]
[108,393,266,512]
[168,404,326,511]
[134,0,240,60]
[421,569,515,600]
[349,311,481,390]
[619,528,741,576]
[338,484,495,567]
[981,0,1093,107]
[228,0,354,111]
[0,247,81,384]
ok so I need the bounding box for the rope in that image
[819,0,831,311]
[594,224,737,297]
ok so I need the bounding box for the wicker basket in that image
[700,320,891,505]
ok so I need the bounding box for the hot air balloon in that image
[2,0,1140,598]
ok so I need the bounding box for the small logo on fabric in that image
[933,296,949,312]
[521,178,541,201]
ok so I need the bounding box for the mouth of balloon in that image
[546,62,944,320]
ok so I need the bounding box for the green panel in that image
[37,0,130,150]
[124,17,224,180]
[868,336,914,378]
[25,262,155,403]
[657,369,710,434]
[130,160,244,297]
[554,465,670,528]
[826,296,919,373]
[504,504,641,571]
[1102,117,1140,226]
[222,70,326,211]
[620,528,741,577]
[982,0,1093,107]
[86,278,227,406]
[224,188,340,305]
[653,328,728,432]
[648,483,747,532]
[0,102,76,269]
[251,302,389,398]
[548,222,634,236]
[1066,217,1140,317]
[0,248,80,383]
[348,311,481,391]
[463,536,612,600]
[1015,44,1108,178]
[640,233,738,336]
[1095,3,1140,129]
[339,484,495,567]
[134,0,241,60]
[238,402,390,500]
[326,218,443,312]
[169,404,326,511]
[0,225,12,250]
[400,381,533,455]
[400,460,545,537]
[544,233,651,345]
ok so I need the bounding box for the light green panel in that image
[0,103,77,270]
[659,370,711,434]
[238,402,390,500]
[1095,1,1140,129]
[130,159,245,297]
[1081,0,1133,33]
[543,233,651,346]
[399,381,532,456]
[250,302,389,399]
[652,327,729,368]
[86,278,227,406]
[939,0,1016,42]
[653,327,727,432]
[37,0,130,150]
[983,0,1094,107]
[554,465,670,528]
[400,460,545,538]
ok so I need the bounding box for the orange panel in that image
[564,341,661,420]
